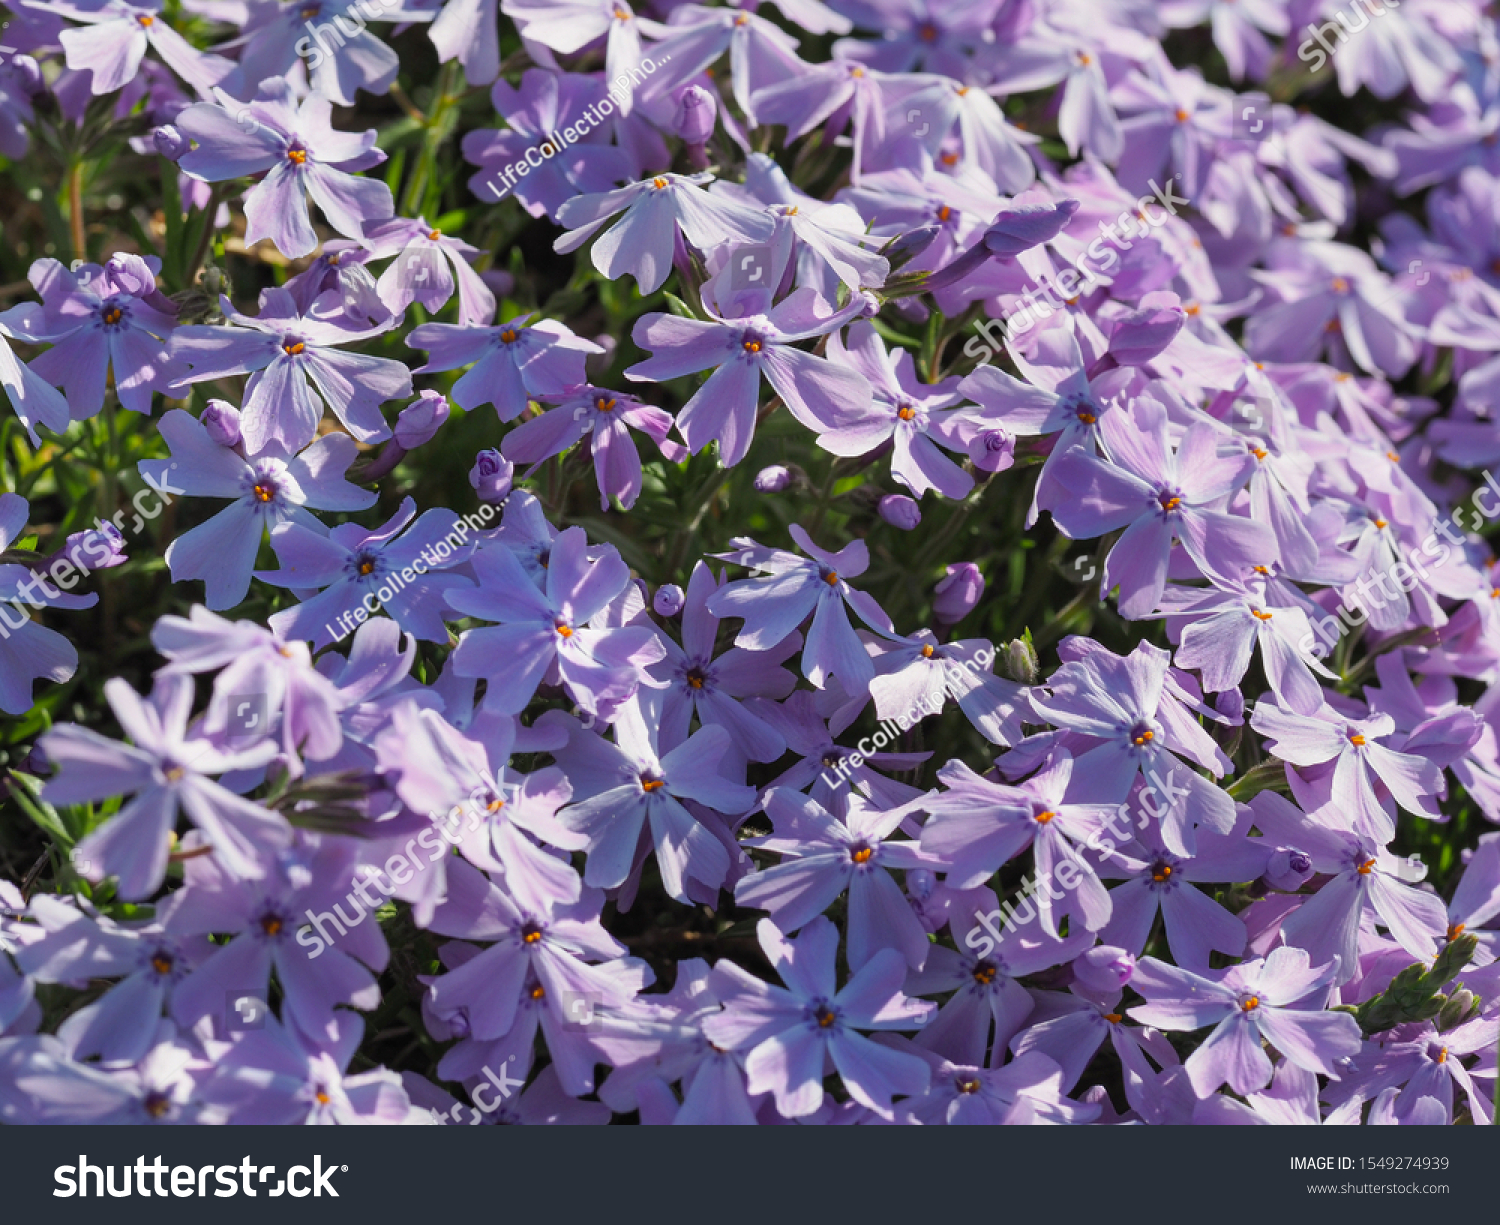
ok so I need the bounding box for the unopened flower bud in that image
[469,449,514,503]
[106,252,160,298]
[968,426,1015,473]
[54,522,127,575]
[396,390,449,449]
[153,123,189,161]
[653,583,685,617]
[1108,302,1186,366]
[672,84,718,146]
[1437,988,1477,1032]
[1001,637,1039,685]
[1074,946,1135,993]
[755,465,791,493]
[878,494,921,530]
[20,743,51,777]
[882,225,940,273]
[202,399,241,447]
[933,562,984,625]
[1264,846,1314,892]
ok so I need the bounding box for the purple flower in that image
[652,583,685,618]
[171,287,411,454]
[1046,397,1277,619]
[1250,698,1445,843]
[408,314,603,421]
[175,77,392,259]
[878,494,921,530]
[447,527,665,718]
[24,256,185,416]
[258,497,476,650]
[461,68,634,217]
[39,675,289,899]
[363,215,496,326]
[650,561,797,764]
[395,390,450,450]
[554,691,755,903]
[737,788,935,970]
[556,172,774,295]
[708,525,895,696]
[502,385,685,511]
[1129,947,1363,1097]
[47,0,233,98]
[140,408,376,610]
[628,289,871,466]
[703,916,934,1118]
[0,494,95,714]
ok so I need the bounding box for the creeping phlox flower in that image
[10,0,1500,1133]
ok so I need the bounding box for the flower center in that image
[143,1091,170,1117]
[1158,491,1182,512]
[102,305,124,326]
[743,339,762,353]
[426,229,441,241]
[1131,725,1155,747]
[287,147,307,165]
[1348,732,1366,747]
[1357,858,1376,875]
[920,644,935,658]
[282,340,305,355]
[685,667,707,690]
[555,621,573,638]
[261,915,283,936]
[897,404,916,421]
[822,570,839,586]
[1251,608,1273,620]
[1240,995,1260,1012]
[935,205,952,222]
[956,1076,981,1094]
[531,984,545,1000]
[972,961,997,985]
[1104,1012,1123,1024]
[163,764,185,782]
[595,396,616,412]
[315,1090,330,1105]
[850,843,873,864]
[521,922,544,944]
[652,176,668,189]
[640,776,665,792]
[1447,922,1466,942]
[253,483,275,503]
[1152,862,1173,883]
[1035,810,1056,824]
[814,1004,838,1029]
[151,953,174,975]
[1075,405,1096,425]
[499,328,518,344]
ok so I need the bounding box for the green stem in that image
[68,161,86,263]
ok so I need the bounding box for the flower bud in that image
[672,84,718,146]
[653,583,685,617]
[1437,988,1478,1032]
[106,252,160,298]
[878,494,921,530]
[469,449,514,503]
[6,54,41,96]
[153,123,189,161]
[202,399,241,447]
[1108,302,1186,366]
[20,743,51,777]
[882,225,940,272]
[1264,846,1314,892]
[933,562,984,624]
[1001,637,1039,685]
[967,426,1015,474]
[54,522,127,575]
[396,390,449,449]
[1073,946,1136,994]
[754,465,791,493]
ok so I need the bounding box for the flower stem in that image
[68,161,86,263]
